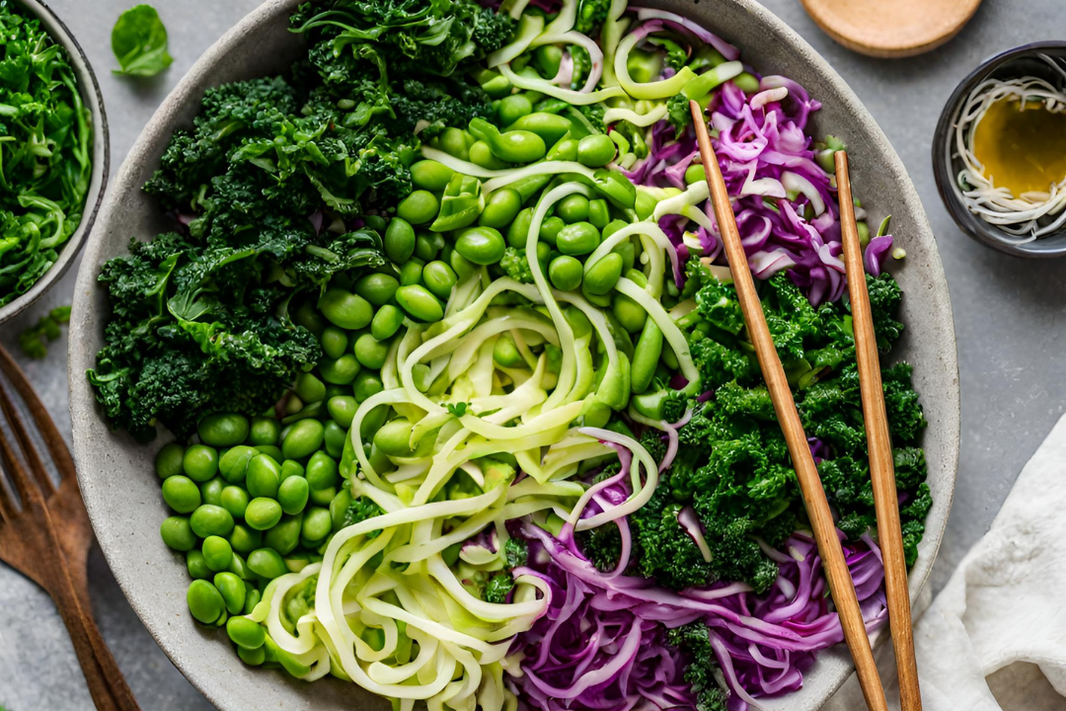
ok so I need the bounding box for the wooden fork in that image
[0,344,140,711]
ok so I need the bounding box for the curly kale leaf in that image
[344,496,384,537]
[667,623,731,711]
[484,573,515,603]
[499,247,535,284]
[866,272,905,351]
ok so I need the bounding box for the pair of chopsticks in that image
[689,102,921,711]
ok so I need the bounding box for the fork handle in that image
[46,542,141,711]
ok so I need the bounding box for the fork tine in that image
[0,378,50,507]
[0,345,74,484]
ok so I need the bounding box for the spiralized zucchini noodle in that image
[953,54,1066,241]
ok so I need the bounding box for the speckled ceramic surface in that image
[0,0,109,324]
[67,0,959,709]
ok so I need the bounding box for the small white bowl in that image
[0,0,109,324]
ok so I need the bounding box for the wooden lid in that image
[799,0,984,58]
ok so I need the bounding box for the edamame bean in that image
[414,231,445,262]
[245,498,283,531]
[468,118,546,164]
[318,288,372,330]
[371,304,404,341]
[155,443,184,479]
[493,333,523,367]
[479,188,523,229]
[243,588,261,615]
[395,285,444,322]
[588,199,610,229]
[631,319,663,394]
[556,222,601,256]
[533,45,563,79]
[221,486,250,519]
[247,548,288,580]
[324,421,345,459]
[539,216,565,246]
[470,140,509,170]
[183,445,218,483]
[227,616,266,650]
[353,371,384,403]
[214,572,246,615]
[684,163,706,185]
[327,396,358,429]
[293,300,326,336]
[187,580,225,624]
[549,255,583,291]
[280,460,304,481]
[450,250,477,280]
[422,261,458,300]
[229,524,262,554]
[310,486,337,508]
[455,226,506,265]
[302,507,332,544]
[295,372,326,404]
[583,253,624,295]
[199,477,224,507]
[228,551,252,580]
[330,489,353,531]
[238,644,266,666]
[318,354,361,385]
[547,137,579,162]
[374,419,414,457]
[198,413,249,447]
[306,451,338,493]
[245,454,281,499]
[635,191,658,220]
[162,475,201,514]
[278,476,309,516]
[202,535,234,572]
[161,516,197,551]
[577,134,616,167]
[384,217,417,265]
[354,333,389,370]
[282,419,324,460]
[397,190,439,226]
[409,160,454,192]
[436,127,471,161]
[264,514,303,556]
[412,363,434,392]
[249,417,280,446]
[582,284,612,308]
[355,273,399,307]
[359,405,389,442]
[612,293,647,333]
[556,195,589,223]
[498,94,534,127]
[219,445,256,484]
[399,259,423,286]
[186,550,211,579]
[733,72,760,93]
[254,445,283,462]
[507,112,572,145]
[507,208,535,249]
[191,504,235,538]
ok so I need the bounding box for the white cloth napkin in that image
[823,413,1066,711]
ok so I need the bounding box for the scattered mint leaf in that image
[112,5,173,77]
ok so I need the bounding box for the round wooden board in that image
[800,0,984,58]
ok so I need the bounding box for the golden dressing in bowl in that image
[972,97,1066,196]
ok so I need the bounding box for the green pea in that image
[302,507,332,544]
[245,455,281,499]
[470,140,510,170]
[396,284,445,322]
[397,190,439,226]
[220,486,250,520]
[450,250,477,281]
[355,273,399,307]
[409,160,454,192]
[370,304,404,342]
[247,548,287,580]
[583,253,624,295]
[507,207,535,249]
[625,268,649,288]
[857,221,870,247]
[281,419,324,461]
[414,231,445,262]
[631,319,664,394]
[684,163,707,185]
[324,421,345,459]
[227,616,266,651]
[278,476,309,516]
[577,134,617,167]
[539,216,565,246]
[283,396,304,418]
[556,195,590,223]
[310,486,337,508]
[264,514,303,556]
[212,571,246,616]
[320,353,362,385]
[280,460,304,481]
[498,94,533,127]
[219,445,256,484]
[306,451,339,492]
[155,443,185,479]
[330,489,353,531]
[318,288,373,330]
[549,255,583,291]
[422,260,458,300]
[353,371,384,403]
[455,226,506,265]
[479,188,523,229]
[374,418,414,458]
[493,333,524,367]
[352,333,388,370]
[183,445,218,483]
[187,580,225,624]
[191,504,235,538]
[547,136,578,162]
[469,118,546,163]
[412,363,434,392]
[295,372,326,404]
[508,112,572,145]
[533,44,563,79]
[254,445,283,462]
[582,284,612,308]
[733,71,760,93]
[199,477,224,507]
[243,588,262,615]
[556,222,601,256]
[202,535,234,572]
[229,524,262,554]
[162,475,201,514]
[228,550,252,580]
[245,498,283,531]
[364,214,387,232]
[197,413,249,448]
[238,644,266,666]
[613,240,636,274]
[249,418,280,447]
[436,127,470,161]
[286,595,310,624]
[186,549,211,579]
[326,396,358,429]
[588,199,610,229]
[612,293,647,333]
[359,405,390,442]
[383,217,417,266]
[367,443,394,474]
[399,259,424,286]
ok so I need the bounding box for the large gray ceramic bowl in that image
[68,1,960,709]
[0,0,109,324]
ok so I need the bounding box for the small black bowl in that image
[932,41,1066,258]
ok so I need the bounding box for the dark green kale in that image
[480,537,528,603]
[667,623,731,711]
[577,524,624,573]
[19,306,71,359]
[499,247,535,284]
[504,537,528,568]
[667,94,691,138]
[484,573,515,603]
[865,273,904,352]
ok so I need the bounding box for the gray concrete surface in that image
[0,0,1063,709]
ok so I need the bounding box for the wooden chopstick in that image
[689,101,889,711]
[836,151,922,711]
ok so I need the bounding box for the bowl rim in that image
[931,40,1066,259]
[68,0,960,709]
[0,0,111,324]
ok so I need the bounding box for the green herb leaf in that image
[111,5,173,77]
[19,306,72,359]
